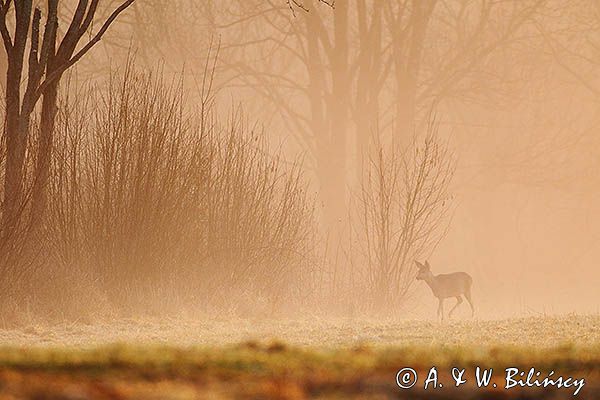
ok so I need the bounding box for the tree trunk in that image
[325,1,349,234]
[393,0,435,148]
[304,4,342,234]
[3,114,29,236]
[355,2,382,183]
[3,39,30,236]
[30,81,59,229]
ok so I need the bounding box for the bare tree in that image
[204,0,544,240]
[0,0,134,236]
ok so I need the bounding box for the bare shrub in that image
[194,125,315,311]
[0,108,41,312]
[356,118,455,311]
[46,66,315,316]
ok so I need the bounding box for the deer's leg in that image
[437,298,444,321]
[449,296,463,318]
[464,287,475,317]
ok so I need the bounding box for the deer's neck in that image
[423,275,440,296]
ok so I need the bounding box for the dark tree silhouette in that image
[0,0,134,236]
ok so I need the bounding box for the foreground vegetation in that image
[0,316,597,399]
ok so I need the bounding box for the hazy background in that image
[127,0,600,318]
[1,0,600,321]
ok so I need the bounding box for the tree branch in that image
[0,0,13,52]
[35,0,134,100]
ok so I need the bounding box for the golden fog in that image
[1,0,599,321]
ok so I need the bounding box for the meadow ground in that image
[0,315,598,399]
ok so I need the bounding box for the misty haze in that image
[0,0,598,399]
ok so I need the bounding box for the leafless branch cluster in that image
[286,0,334,17]
[357,116,455,309]
[44,65,315,316]
[0,0,135,313]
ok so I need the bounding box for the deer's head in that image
[415,260,433,281]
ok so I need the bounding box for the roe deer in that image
[415,260,474,320]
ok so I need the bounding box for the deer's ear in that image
[414,261,423,269]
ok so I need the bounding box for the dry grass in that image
[0,315,597,348]
[0,316,598,399]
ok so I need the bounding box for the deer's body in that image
[415,261,474,320]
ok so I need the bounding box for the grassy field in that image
[0,315,598,399]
